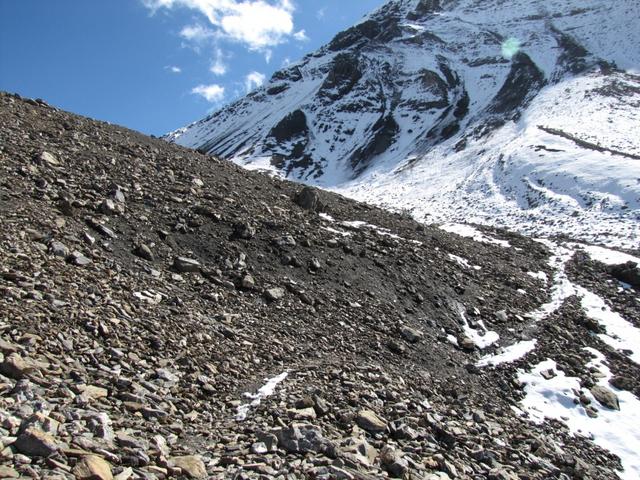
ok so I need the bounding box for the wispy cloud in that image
[180,23,215,42]
[293,29,308,42]
[244,71,265,92]
[316,7,326,20]
[191,83,225,102]
[166,65,182,73]
[143,0,296,51]
[210,47,227,75]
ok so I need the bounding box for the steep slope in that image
[3,93,640,479]
[167,0,640,248]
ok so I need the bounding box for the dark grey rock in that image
[295,187,324,212]
[173,256,201,273]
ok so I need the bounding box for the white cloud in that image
[143,0,296,51]
[210,48,227,75]
[180,23,215,42]
[316,7,326,20]
[191,83,225,102]
[245,71,265,92]
[210,62,227,75]
[166,65,182,73]
[293,29,308,42]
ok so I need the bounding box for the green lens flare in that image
[501,37,521,59]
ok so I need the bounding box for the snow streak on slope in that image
[168,0,640,248]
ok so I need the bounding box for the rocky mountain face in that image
[2,93,640,478]
[167,0,640,248]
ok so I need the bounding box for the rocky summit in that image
[1,91,640,479]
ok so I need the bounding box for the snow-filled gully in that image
[474,239,640,479]
[319,214,640,477]
[477,240,640,367]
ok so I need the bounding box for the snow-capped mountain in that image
[167,0,640,248]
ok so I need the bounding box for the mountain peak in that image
[167,0,640,248]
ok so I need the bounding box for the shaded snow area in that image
[236,372,288,421]
[343,70,640,249]
[517,351,640,480]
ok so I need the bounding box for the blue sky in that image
[0,0,384,136]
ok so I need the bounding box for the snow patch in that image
[456,304,499,349]
[577,287,640,365]
[320,215,423,245]
[448,254,481,270]
[236,371,288,421]
[518,351,640,480]
[527,271,548,283]
[318,213,336,222]
[476,340,537,367]
[440,224,511,248]
[321,226,351,237]
[527,240,576,322]
[579,245,640,267]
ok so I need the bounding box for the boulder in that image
[295,187,324,212]
[73,455,113,480]
[14,427,58,456]
[356,410,387,433]
[173,257,201,273]
[36,151,60,166]
[0,353,36,379]
[590,385,620,410]
[380,445,409,478]
[264,287,285,302]
[232,221,256,240]
[133,243,154,261]
[0,466,19,478]
[289,407,317,421]
[275,423,330,453]
[607,261,640,288]
[168,455,207,478]
[400,326,423,343]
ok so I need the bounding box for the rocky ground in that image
[0,92,638,479]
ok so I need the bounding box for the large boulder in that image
[295,187,325,212]
[73,455,113,480]
[14,427,58,456]
[607,261,640,288]
[356,410,388,433]
[168,456,207,479]
[275,423,332,454]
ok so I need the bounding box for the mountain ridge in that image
[167,0,640,248]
